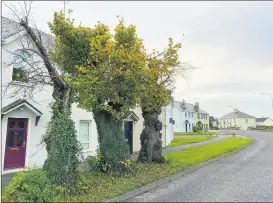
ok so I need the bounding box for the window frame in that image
[12,50,32,83]
[78,120,92,152]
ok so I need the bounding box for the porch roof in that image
[122,111,139,121]
[2,99,43,116]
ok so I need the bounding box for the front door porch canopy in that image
[1,99,43,126]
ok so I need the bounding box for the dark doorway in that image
[124,121,133,154]
[4,118,28,170]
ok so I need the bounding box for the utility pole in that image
[229,105,237,128]
[60,1,67,18]
[261,93,273,109]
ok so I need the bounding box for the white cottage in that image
[1,16,102,174]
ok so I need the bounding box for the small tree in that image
[138,39,195,163]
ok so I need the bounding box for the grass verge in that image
[255,130,273,132]
[2,136,252,203]
[174,131,217,135]
[168,135,216,147]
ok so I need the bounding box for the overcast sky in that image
[3,1,273,118]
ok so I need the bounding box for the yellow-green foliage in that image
[48,11,183,118]
[168,135,216,147]
[141,38,182,113]
[49,12,147,118]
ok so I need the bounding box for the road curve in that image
[125,131,273,202]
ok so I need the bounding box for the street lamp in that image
[228,105,237,128]
[261,93,273,109]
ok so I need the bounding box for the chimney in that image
[181,99,186,110]
[194,102,199,112]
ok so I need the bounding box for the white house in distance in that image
[255,117,273,127]
[219,109,256,130]
[1,16,168,174]
[165,100,210,135]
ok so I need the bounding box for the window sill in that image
[82,149,92,153]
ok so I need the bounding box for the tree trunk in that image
[93,110,130,172]
[138,110,165,163]
[43,86,82,187]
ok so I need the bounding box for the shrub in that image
[86,156,101,172]
[2,168,58,203]
[193,125,201,132]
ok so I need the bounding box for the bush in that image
[193,125,201,132]
[2,168,58,203]
[2,168,93,203]
[87,156,101,172]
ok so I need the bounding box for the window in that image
[12,50,31,82]
[79,121,91,150]
[185,112,187,117]
[198,113,200,119]
[246,119,248,123]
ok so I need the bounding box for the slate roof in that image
[172,101,209,114]
[256,117,271,122]
[2,16,24,39]
[209,116,216,121]
[1,16,54,50]
[221,110,255,119]
[2,99,42,115]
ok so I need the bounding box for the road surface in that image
[126,131,273,202]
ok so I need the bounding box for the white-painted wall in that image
[172,102,195,132]
[165,104,174,146]
[1,34,98,174]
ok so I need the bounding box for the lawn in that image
[3,136,252,203]
[168,135,216,147]
[174,131,217,135]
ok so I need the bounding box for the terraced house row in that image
[165,100,210,138]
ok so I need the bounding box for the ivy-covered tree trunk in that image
[20,16,82,188]
[138,110,165,164]
[43,86,82,187]
[93,109,130,171]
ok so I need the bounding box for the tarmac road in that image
[126,131,273,202]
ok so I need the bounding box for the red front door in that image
[4,118,28,170]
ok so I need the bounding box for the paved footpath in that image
[131,135,231,160]
[126,131,273,202]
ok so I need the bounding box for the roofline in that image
[172,101,209,114]
[2,16,54,45]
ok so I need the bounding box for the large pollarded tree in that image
[48,12,147,171]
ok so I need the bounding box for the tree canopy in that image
[48,11,147,118]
